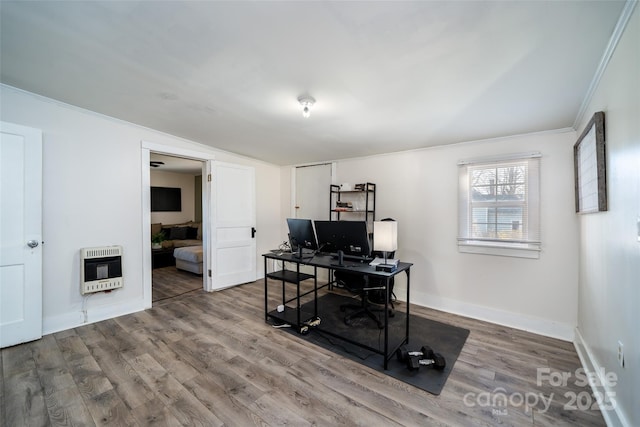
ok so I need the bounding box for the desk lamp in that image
[374,221,397,272]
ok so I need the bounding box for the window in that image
[458,153,541,258]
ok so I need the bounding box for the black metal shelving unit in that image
[330,182,376,242]
[264,256,319,334]
[330,182,375,220]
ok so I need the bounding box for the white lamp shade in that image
[373,221,397,252]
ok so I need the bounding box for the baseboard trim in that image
[574,328,630,427]
[43,299,145,335]
[402,288,575,341]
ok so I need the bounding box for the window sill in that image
[458,242,540,259]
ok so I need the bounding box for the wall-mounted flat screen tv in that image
[151,187,182,212]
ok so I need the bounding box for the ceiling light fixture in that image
[298,95,315,118]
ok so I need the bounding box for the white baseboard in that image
[43,299,146,335]
[402,287,575,341]
[574,328,630,427]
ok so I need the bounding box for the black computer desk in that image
[263,251,412,370]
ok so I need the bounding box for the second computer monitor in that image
[314,220,371,259]
[286,218,318,251]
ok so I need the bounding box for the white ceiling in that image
[0,1,627,166]
[150,153,203,175]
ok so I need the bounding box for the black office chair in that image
[336,257,395,329]
[337,218,396,329]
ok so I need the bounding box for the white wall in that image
[575,5,639,426]
[0,85,282,334]
[150,169,196,225]
[284,129,580,340]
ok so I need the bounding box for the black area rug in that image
[290,293,469,395]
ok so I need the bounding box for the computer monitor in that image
[314,220,371,260]
[286,218,318,251]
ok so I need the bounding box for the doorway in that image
[149,153,205,305]
[294,163,333,220]
[293,163,333,279]
[141,142,257,308]
[0,122,43,347]
[141,142,215,309]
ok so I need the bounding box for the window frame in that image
[457,152,541,259]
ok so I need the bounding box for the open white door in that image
[209,162,256,290]
[1,122,43,348]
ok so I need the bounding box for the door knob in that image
[27,240,39,248]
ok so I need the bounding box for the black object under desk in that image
[263,251,412,370]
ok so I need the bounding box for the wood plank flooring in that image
[2,276,606,426]
[152,266,203,304]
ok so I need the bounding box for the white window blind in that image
[458,153,541,258]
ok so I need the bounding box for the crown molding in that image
[573,0,638,130]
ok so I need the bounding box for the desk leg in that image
[405,269,410,346]
[281,262,286,304]
[264,257,268,322]
[384,276,390,370]
[313,266,318,318]
[296,261,301,330]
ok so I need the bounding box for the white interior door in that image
[295,163,332,219]
[1,122,43,348]
[294,164,332,278]
[209,162,256,290]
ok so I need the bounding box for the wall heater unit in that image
[80,246,123,295]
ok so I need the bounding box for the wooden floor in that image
[2,276,606,427]
[152,266,203,304]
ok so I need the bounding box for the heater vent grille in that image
[82,246,122,259]
[80,245,123,295]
